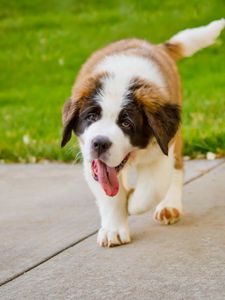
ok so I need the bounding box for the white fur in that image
[95,54,166,92]
[169,19,225,57]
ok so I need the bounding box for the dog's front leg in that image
[128,164,159,215]
[153,168,183,225]
[83,161,130,247]
[128,153,173,215]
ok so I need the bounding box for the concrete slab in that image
[0,164,99,285]
[184,158,224,183]
[0,161,224,299]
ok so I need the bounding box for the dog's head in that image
[61,73,180,196]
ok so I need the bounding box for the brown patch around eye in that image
[61,72,109,147]
[117,102,152,148]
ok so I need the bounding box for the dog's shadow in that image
[129,206,224,244]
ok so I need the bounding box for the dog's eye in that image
[121,120,132,129]
[87,112,98,122]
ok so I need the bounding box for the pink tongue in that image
[92,160,119,197]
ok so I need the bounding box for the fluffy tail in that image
[163,19,225,60]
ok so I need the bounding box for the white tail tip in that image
[169,18,225,57]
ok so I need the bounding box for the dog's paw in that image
[97,227,131,247]
[154,206,181,225]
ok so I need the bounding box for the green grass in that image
[0,0,225,162]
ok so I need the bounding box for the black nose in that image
[91,136,112,157]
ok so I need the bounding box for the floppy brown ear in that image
[130,77,181,155]
[61,99,79,147]
[144,103,180,155]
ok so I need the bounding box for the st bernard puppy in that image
[61,19,225,247]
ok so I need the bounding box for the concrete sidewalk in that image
[0,159,224,299]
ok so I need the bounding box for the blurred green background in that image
[0,0,224,162]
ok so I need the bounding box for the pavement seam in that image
[0,159,224,288]
[0,230,98,288]
[184,159,225,185]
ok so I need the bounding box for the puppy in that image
[61,19,225,247]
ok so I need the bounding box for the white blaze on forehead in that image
[94,54,166,118]
[95,54,165,87]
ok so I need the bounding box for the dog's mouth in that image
[91,154,130,197]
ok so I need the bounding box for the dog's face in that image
[61,73,180,196]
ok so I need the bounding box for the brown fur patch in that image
[160,208,172,220]
[131,78,167,111]
[174,129,183,169]
[72,71,109,106]
[155,207,181,224]
[162,42,184,61]
[172,208,180,218]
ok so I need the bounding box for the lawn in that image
[0,0,225,162]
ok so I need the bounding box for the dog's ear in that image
[131,77,180,155]
[144,102,180,155]
[61,99,79,147]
